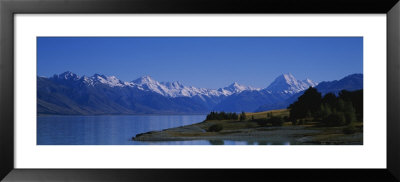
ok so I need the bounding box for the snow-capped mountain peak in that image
[281,73,298,86]
[130,76,170,95]
[282,73,295,80]
[265,73,317,94]
[217,82,260,96]
[225,82,248,92]
[54,71,80,80]
[133,75,158,85]
[87,74,125,87]
[161,81,185,90]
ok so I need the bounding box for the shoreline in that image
[37,114,208,117]
[132,119,363,145]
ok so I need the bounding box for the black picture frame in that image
[1,0,399,181]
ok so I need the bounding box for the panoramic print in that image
[37,37,363,145]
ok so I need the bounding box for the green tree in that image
[339,89,363,122]
[240,111,246,121]
[206,111,240,120]
[322,93,337,106]
[288,88,363,126]
[269,116,284,126]
[326,111,346,126]
[343,101,357,124]
[306,110,312,119]
[337,99,345,111]
[288,87,322,121]
[320,103,332,120]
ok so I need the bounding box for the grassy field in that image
[246,109,290,119]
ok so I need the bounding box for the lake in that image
[38,115,205,145]
[37,115,290,145]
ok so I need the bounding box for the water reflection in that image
[38,115,206,145]
[258,141,267,145]
[209,140,224,145]
[38,115,292,145]
[245,141,291,145]
[138,140,292,145]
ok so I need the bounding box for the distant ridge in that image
[38,72,361,115]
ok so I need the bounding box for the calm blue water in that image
[37,115,290,145]
[38,115,204,145]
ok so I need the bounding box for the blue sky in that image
[37,37,363,89]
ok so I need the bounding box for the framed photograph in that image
[1,0,399,181]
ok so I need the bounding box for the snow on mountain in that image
[81,76,94,86]
[132,75,171,95]
[132,76,209,97]
[162,81,185,90]
[50,72,313,98]
[265,73,318,94]
[89,74,126,87]
[52,72,128,87]
[133,75,158,85]
[131,76,259,97]
[40,72,361,115]
[224,82,248,92]
[52,71,80,81]
[218,82,260,95]
[303,78,318,87]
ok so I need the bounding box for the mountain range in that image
[37,72,362,115]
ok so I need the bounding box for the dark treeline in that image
[288,87,363,126]
[206,111,239,120]
[253,115,287,127]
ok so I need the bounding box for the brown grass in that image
[246,109,290,119]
